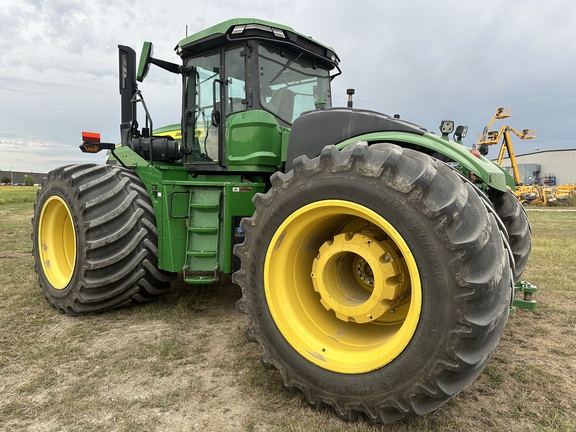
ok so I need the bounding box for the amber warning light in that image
[80,131,116,153]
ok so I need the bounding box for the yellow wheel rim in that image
[264,200,421,374]
[38,196,77,289]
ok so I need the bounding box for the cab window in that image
[258,44,331,124]
[186,50,220,162]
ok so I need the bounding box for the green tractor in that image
[32,19,532,423]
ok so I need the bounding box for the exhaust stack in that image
[118,45,138,147]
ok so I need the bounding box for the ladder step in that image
[188,226,218,233]
[184,275,217,284]
[190,203,219,209]
[187,250,217,257]
[186,188,221,276]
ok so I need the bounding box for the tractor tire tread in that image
[32,164,176,314]
[489,189,531,280]
[233,144,512,423]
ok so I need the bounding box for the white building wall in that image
[499,149,576,185]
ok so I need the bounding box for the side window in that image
[258,44,331,125]
[186,50,220,162]
[224,46,246,115]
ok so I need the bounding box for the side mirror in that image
[137,41,154,82]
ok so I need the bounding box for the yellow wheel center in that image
[264,200,421,374]
[312,233,408,324]
[38,196,77,289]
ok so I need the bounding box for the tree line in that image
[1,175,35,186]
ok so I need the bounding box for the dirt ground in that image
[1,205,575,431]
[2,280,575,432]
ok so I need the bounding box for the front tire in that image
[234,144,512,423]
[32,164,175,314]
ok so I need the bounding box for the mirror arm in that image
[150,57,180,74]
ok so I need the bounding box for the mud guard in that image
[286,108,513,193]
[336,131,514,192]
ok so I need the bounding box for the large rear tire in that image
[233,143,513,423]
[32,164,176,315]
[489,188,531,281]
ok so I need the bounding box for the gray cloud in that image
[1,0,575,173]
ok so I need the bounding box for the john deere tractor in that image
[32,19,532,423]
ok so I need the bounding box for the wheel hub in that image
[263,199,422,373]
[38,196,76,289]
[355,257,374,286]
[311,232,408,324]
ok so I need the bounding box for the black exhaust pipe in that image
[118,45,137,147]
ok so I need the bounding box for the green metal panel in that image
[159,182,191,271]
[335,132,513,192]
[492,162,516,190]
[226,111,283,171]
[280,126,291,163]
[220,181,266,272]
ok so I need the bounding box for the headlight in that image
[455,125,468,140]
[439,120,454,135]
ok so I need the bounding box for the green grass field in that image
[1,186,575,431]
[0,186,39,205]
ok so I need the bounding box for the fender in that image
[335,131,513,192]
[286,108,513,192]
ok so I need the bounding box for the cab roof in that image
[175,18,340,69]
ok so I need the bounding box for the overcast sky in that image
[1,0,575,174]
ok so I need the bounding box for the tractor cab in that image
[128,19,340,173]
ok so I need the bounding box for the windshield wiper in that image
[269,52,302,84]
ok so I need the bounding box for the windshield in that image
[258,44,331,124]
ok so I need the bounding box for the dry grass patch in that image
[0,203,575,431]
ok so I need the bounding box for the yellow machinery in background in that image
[476,107,536,186]
[515,183,576,205]
[475,108,574,205]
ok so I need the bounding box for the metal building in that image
[499,149,576,186]
[0,170,47,185]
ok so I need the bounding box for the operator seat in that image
[269,88,295,123]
